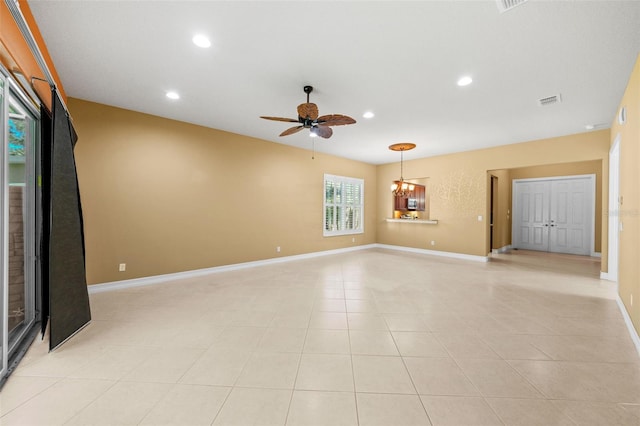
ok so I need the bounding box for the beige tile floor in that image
[1,248,640,425]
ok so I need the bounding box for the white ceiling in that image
[28,0,640,165]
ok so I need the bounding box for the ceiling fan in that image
[260,86,356,139]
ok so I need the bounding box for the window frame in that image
[323,173,364,237]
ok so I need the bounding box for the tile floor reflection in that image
[1,249,639,425]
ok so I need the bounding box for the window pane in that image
[9,111,25,158]
[344,183,354,204]
[4,90,38,370]
[345,206,354,229]
[325,181,334,204]
[325,206,333,231]
[352,207,361,229]
[323,174,363,236]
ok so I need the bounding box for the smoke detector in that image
[538,94,562,107]
[496,0,528,13]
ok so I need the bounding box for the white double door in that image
[512,175,594,255]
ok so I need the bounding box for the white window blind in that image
[324,174,364,236]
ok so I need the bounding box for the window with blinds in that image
[323,174,364,236]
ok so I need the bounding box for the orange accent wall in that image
[0,0,66,111]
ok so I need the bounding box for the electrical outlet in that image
[276,246,281,253]
[118,263,126,272]
[477,215,483,221]
[352,237,356,243]
[430,240,435,246]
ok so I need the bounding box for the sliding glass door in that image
[1,69,39,381]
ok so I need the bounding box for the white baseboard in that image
[375,244,489,263]
[492,245,512,254]
[591,251,602,258]
[89,244,378,294]
[600,271,611,280]
[89,243,488,294]
[616,295,640,357]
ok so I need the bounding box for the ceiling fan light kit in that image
[260,86,356,139]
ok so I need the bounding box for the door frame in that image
[490,175,498,252]
[606,135,620,281]
[512,174,597,256]
[1,68,41,383]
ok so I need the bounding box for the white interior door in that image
[513,175,594,256]
[513,181,551,251]
[548,179,593,255]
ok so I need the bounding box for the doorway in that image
[490,175,498,252]
[512,175,595,256]
[1,70,40,382]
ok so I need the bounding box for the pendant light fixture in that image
[389,143,416,197]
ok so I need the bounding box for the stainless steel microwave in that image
[407,198,417,210]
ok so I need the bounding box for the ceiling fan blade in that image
[316,114,356,126]
[260,116,300,123]
[313,125,333,139]
[297,103,319,120]
[280,125,305,137]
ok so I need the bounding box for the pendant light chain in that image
[388,142,416,197]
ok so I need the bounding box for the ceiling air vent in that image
[538,94,562,107]
[496,0,528,13]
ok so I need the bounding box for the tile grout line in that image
[343,273,361,426]
[389,325,435,425]
[432,336,509,426]
[282,285,315,426]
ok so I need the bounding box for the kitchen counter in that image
[385,218,438,224]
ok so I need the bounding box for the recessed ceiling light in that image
[457,76,473,87]
[363,111,375,119]
[166,91,180,100]
[585,124,595,130]
[192,34,211,48]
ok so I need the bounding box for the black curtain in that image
[48,90,91,350]
[39,105,51,337]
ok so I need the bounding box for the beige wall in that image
[71,97,610,282]
[69,91,635,337]
[611,54,640,334]
[68,98,378,284]
[376,131,610,258]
